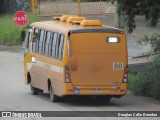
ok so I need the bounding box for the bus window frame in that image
[31,26,65,61]
[32,28,40,53]
[42,31,47,55]
[58,34,65,61]
[44,31,52,56]
[24,28,32,54]
[51,32,59,59]
[38,29,46,54]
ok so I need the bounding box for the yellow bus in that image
[22,15,128,102]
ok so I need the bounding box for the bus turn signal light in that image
[65,65,71,83]
[124,73,128,78]
[122,65,128,83]
[65,73,69,77]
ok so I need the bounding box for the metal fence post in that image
[100,0,102,14]
[77,0,81,16]
[56,0,59,16]
[31,0,36,14]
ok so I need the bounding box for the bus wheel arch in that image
[47,79,51,92]
[27,72,43,95]
[48,79,59,102]
[27,72,31,84]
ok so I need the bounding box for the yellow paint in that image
[24,15,128,98]
[31,0,36,14]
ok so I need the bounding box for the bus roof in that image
[30,15,124,34]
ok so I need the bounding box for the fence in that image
[31,0,115,16]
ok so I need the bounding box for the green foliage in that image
[128,72,138,90]
[0,13,40,45]
[129,71,152,96]
[106,0,160,33]
[138,33,160,54]
[149,56,160,99]
[129,61,160,100]
[131,61,160,99]
[129,32,160,100]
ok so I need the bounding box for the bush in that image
[148,56,160,99]
[128,72,138,90]
[0,13,40,45]
[129,33,160,100]
[129,71,153,96]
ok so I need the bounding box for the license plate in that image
[111,90,118,93]
[91,89,102,93]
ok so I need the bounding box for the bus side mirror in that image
[20,30,26,42]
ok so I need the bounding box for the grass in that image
[128,71,151,96]
[0,13,40,45]
[128,71,138,90]
[128,67,160,100]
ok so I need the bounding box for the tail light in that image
[122,65,128,83]
[65,65,71,83]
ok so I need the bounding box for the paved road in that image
[0,50,160,120]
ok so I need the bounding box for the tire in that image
[30,84,39,95]
[50,85,59,102]
[59,96,65,102]
[30,84,43,95]
[96,96,111,103]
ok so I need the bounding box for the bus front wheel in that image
[50,85,59,102]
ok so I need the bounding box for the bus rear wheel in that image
[30,84,43,95]
[50,85,59,102]
[96,96,111,103]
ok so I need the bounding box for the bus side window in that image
[51,32,58,58]
[38,29,46,54]
[42,31,47,55]
[32,28,39,53]
[48,32,54,56]
[44,31,51,56]
[24,28,32,54]
[58,34,64,60]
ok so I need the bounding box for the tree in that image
[107,0,160,33]
[0,0,30,14]
[0,0,6,14]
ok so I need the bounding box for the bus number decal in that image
[113,63,123,70]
